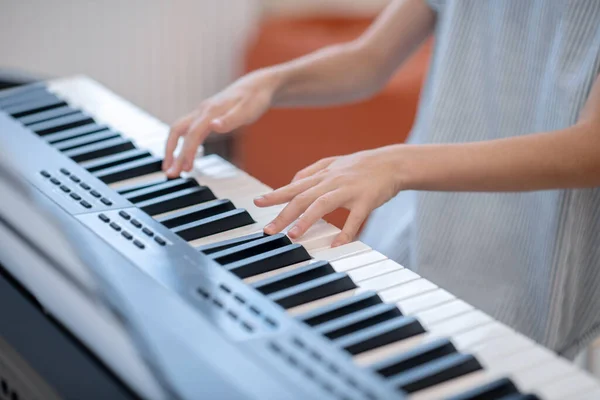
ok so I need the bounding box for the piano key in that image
[395,288,453,315]
[82,148,152,172]
[334,316,425,355]
[3,94,67,118]
[64,137,136,163]
[226,244,312,279]
[370,338,458,378]
[315,303,402,340]
[115,175,169,194]
[137,186,217,215]
[298,291,383,327]
[94,156,163,184]
[210,233,293,264]
[309,241,371,262]
[330,251,387,272]
[416,300,473,326]
[25,110,92,134]
[124,178,199,203]
[533,373,600,400]
[18,105,78,127]
[171,209,255,241]
[387,352,482,393]
[44,124,110,144]
[358,268,420,292]
[268,272,357,309]
[195,232,267,255]
[443,377,521,400]
[156,199,235,229]
[288,222,341,250]
[53,129,121,152]
[0,86,50,108]
[252,260,335,295]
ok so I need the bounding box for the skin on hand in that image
[254,145,406,247]
[162,70,279,178]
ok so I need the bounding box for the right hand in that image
[163,70,279,177]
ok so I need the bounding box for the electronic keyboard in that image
[0,76,599,400]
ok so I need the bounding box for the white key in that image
[330,251,387,272]
[288,221,340,250]
[416,300,473,326]
[310,241,371,261]
[533,371,600,400]
[572,388,600,400]
[109,171,167,191]
[394,284,446,313]
[347,261,401,282]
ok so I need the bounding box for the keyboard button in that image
[70,193,82,201]
[98,214,110,223]
[80,182,91,190]
[64,137,135,163]
[80,200,92,209]
[50,177,60,185]
[154,236,166,246]
[40,170,51,178]
[142,227,154,237]
[60,185,70,193]
[267,272,357,309]
[93,156,163,184]
[90,190,101,198]
[137,186,216,216]
[133,240,145,249]
[110,222,121,231]
[119,211,131,220]
[131,219,142,228]
[83,148,151,173]
[121,231,133,240]
[69,175,81,183]
[123,177,199,203]
[156,199,235,229]
[59,168,70,175]
[101,198,112,206]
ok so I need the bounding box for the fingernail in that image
[264,223,275,233]
[254,196,265,204]
[212,119,222,127]
[288,226,300,238]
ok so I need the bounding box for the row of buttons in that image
[59,168,113,205]
[98,213,146,249]
[41,170,92,209]
[117,210,167,246]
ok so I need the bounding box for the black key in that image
[196,232,267,254]
[171,209,254,241]
[137,186,216,215]
[19,105,79,126]
[83,148,151,172]
[133,240,145,249]
[124,177,199,203]
[4,95,67,118]
[315,303,401,340]
[54,130,120,152]
[210,233,292,264]
[116,177,169,195]
[93,156,162,184]
[70,193,82,201]
[28,112,95,136]
[0,86,49,108]
[253,260,334,294]
[297,291,383,327]
[60,185,70,193]
[119,211,131,220]
[65,137,135,163]
[334,316,425,355]
[99,214,110,223]
[267,272,356,309]
[156,199,235,228]
[446,377,521,400]
[371,338,457,378]
[44,124,109,144]
[80,200,92,209]
[387,353,482,394]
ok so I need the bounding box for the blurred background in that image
[0,0,432,228]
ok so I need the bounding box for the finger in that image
[254,174,324,208]
[331,206,370,247]
[167,115,211,177]
[292,157,335,183]
[263,183,333,235]
[163,114,194,171]
[287,190,347,239]
[210,102,248,134]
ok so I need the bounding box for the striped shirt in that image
[360,0,600,359]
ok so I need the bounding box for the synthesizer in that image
[0,76,599,400]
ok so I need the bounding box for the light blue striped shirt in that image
[361,0,600,359]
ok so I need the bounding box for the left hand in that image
[254,145,406,247]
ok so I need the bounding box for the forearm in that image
[265,0,435,108]
[399,123,600,192]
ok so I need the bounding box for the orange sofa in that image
[236,16,432,229]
